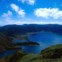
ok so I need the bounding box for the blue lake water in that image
[1,32,62,57]
[0,50,16,58]
[23,32,62,53]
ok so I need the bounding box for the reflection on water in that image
[23,32,62,54]
[1,32,62,57]
[0,50,16,58]
[22,45,41,54]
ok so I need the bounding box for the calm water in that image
[23,32,62,53]
[1,32,62,57]
[0,50,16,58]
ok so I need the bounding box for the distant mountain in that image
[0,24,62,36]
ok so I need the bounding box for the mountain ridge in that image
[0,24,62,36]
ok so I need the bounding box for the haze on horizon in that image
[0,0,62,26]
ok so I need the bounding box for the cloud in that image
[1,17,62,26]
[10,4,25,17]
[1,11,12,18]
[18,0,35,5]
[34,8,62,19]
[0,18,37,26]
[1,9,62,26]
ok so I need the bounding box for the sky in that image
[0,0,62,26]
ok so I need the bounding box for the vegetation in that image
[0,32,62,62]
[41,44,62,59]
[14,42,39,46]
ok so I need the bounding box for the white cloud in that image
[18,0,35,5]
[11,4,19,12]
[1,11,12,18]
[34,8,62,19]
[11,4,25,17]
[1,17,62,26]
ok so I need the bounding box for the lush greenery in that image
[0,32,62,62]
[1,44,62,62]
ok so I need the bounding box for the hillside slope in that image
[41,44,62,59]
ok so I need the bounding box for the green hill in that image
[41,44,62,59]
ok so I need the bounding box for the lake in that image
[23,32,62,53]
[1,32,62,57]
